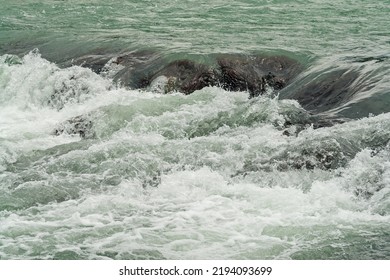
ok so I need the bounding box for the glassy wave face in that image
[0,0,389,260]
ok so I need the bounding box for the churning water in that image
[0,0,389,259]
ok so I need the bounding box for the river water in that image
[0,0,389,259]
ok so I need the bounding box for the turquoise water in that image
[0,0,389,259]
[2,0,389,58]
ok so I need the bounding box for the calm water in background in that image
[0,0,389,259]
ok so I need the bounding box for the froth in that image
[0,50,112,110]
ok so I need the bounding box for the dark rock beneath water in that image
[217,54,303,98]
[141,60,220,94]
[282,116,347,136]
[70,54,113,74]
[148,75,177,94]
[279,68,362,114]
[70,50,159,85]
[111,50,162,87]
[71,51,382,120]
[71,51,383,121]
[72,51,303,96]
[139,54,302,96]
[48,74,91,111]
[53,115,94,139]
[234,141,349,176]
[109,55,221,94]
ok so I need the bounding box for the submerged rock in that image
[53,115,94,139]
[217,54,303,98]
[70,54,113,74]
[141,59,220,94]
[280,69,360,113]
[282,116,347,137]
[148,75,177,94]
[72,51,303,96]
[278,64,387,120]
[70,50,160,86]
[48,73,92,110]
[139,55,302,96]
[70,50,382,120]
